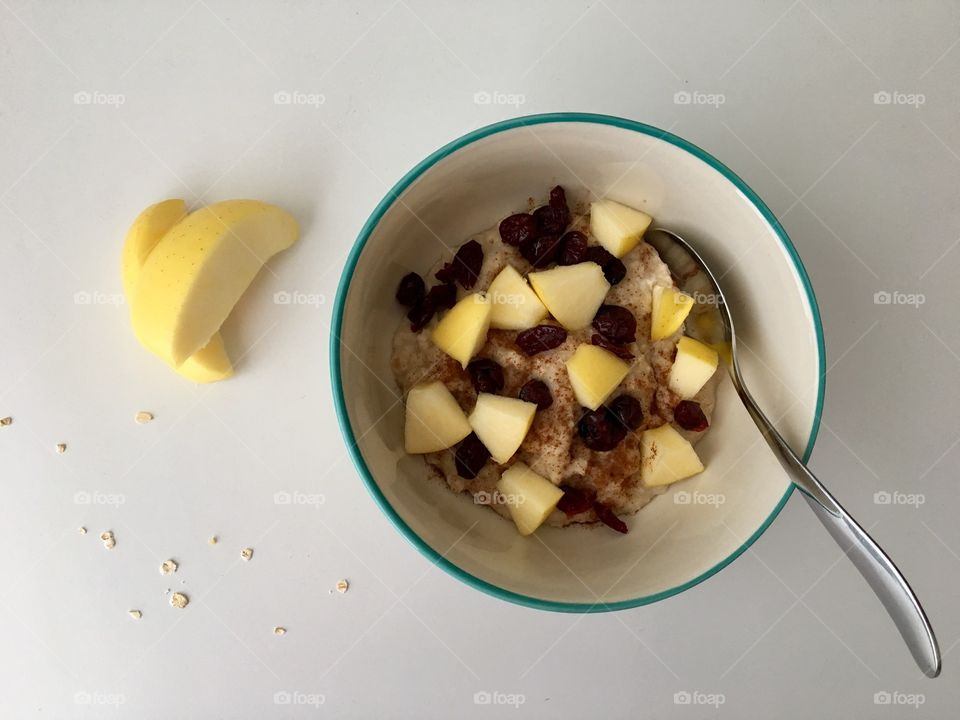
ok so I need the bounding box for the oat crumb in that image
[128,610,142,620]
[0,416,12,426]
[336,579,349,594]
[208,535,218,545]
[170,592,189,609]
[134,411,154,425]
[160,559,178,575]
[78,527,87,535]
[100,530,115,549]
[240,547,253,561]
[55,443,67,454]
[273,626,286,636]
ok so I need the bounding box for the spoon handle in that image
[734,380,941,678]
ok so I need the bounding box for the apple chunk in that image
[650,285,694,341]
[590,199,653,258]
[565,344,631,410]
[640,424,704,487]
[468,393,537,464]
[487,265,547,330]
[497,462,563,536]
[404,382,472,454]
[528,262,610,331]
[431,293,492,368]
[668,336,719,398]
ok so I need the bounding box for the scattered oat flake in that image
[100,530,115,549]
[240,548,253,561]
[160,559,178,575]
[128,610,142,620]
[170,592,189,609]
[78,527,87,535]
[104,538,116,549]
[55,443,67,454]
[134,411,154,425]
[273,626,286,636]
[336,579,349,594]
[0,416,12,426]
[208,535,218,545]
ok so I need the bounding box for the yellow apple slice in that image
[404,381,472,454]
[487,265,547,330]
[528,262,610,331]
[431,293,492,368]
[590,199,653,257]
[497,462,563,536]
[565,344,631,410]
[640,424,704,487]
[668,337,719,398]
[650,285,694,341]
[468,393,537,464]
[131,200,299,366]
[122,199,233,383]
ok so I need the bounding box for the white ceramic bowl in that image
[332,113,824,611]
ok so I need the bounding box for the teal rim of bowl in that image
[330,112,825,613]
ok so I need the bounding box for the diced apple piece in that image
[431,293,492,368]
[668,337,719,399]
[468,393,537,464]
[528,262,610,331]
[404,382,472,454]
[487,265,548,330]
[565,344,631,410]
[650,285,694,341]
[590,199,653,258]
[640,424,705,487]
[497,462,563,536]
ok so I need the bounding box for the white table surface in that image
[2,1,959,717]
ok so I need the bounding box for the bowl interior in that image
[333,115,823,610]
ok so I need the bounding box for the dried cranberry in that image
[593,501,628,534]
[674,400,709,432]
[519,379,553,410]
[407,283,456,332]
[548,185,571,229]
[516,325,567,356]
[435,262,455,284]
[395,272,425,307]
[532,205,565,236]
[467,358,504,394]
[519,233,561,268]
[608,394,643,430]
[586,246,627,285]
[577,407,627,452]
[557,231,588,265]
[452,240,483,289]
[455,433,491,479]
[590,334,634,359]
[407,301,435,332]
[593,304,636,343]
[499,213,537,246]
[557,486,595,516]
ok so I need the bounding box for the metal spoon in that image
[646,227,941,678]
